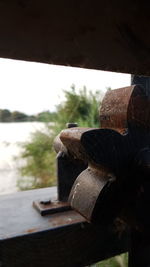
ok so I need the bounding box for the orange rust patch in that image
[49,210,85,227]
[26,228,38,233]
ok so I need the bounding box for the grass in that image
[91,253,128,267]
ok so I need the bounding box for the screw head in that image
[66,123,78,128]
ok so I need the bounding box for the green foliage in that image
[17,126,57,190]
[11,111,28,122]
[0,109,30,122]
[0,109,11,122]
[36,111,57,122]
[0,109,56,123]
[56,85,101,128]
[17,85,101,190]
[92,253,128,267]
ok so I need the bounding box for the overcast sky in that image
[0,58,131,115]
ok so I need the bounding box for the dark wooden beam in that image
[0,1,150,74]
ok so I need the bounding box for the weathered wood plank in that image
[0,1,150,74]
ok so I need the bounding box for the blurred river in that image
[0,122,48,195]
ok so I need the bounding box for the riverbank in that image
[0,122,49,194]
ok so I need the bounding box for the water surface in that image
[0,122,47,194]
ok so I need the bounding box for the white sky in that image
[0,58,131,115]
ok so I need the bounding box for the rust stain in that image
[60,127,95,161]
[100,86,135,133]
[49,210,86,227]
[25,228,38,233]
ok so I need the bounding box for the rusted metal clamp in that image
[59,85,150,229]
[33,123,86,216]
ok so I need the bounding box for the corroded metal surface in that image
[53,134,67,154]
[33,199,71,216]
[54,125,87,202]
[60,85,150,229]
[69,167,112,222]
[100,85,150,133]
[100,86,135,133]
[60,127,94,162]
[127,86,150,129]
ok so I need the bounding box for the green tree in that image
[28,115,37,121]
[17,85,102,190]
[56,85,101,128]
[17,127,56,190]
[11,111,28,122]
[37,110,57,122]
[0,109,11,122]
[92,253,128,267]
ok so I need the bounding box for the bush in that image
[56,85,101,128]
[17,126,57,190]
[92,253,128,267]
[17,85,102,190]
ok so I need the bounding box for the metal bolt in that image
[66,123,78,128]
[40,199,51,205]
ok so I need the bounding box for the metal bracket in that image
[33,199,71,216]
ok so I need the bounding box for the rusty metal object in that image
[53,134,67,154]
[34,85,150,234]
[100,86,134,133]
[33,199,71,216]
[54,124,87,202]
[66,122,78,128]
[53,123,78,154]
[100,85,150,133]
[59,85,150,228]
[60,127,95,162]
[35,123,86,216]
[69,167,115,222]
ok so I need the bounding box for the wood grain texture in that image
[0,1,150,74]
